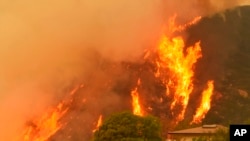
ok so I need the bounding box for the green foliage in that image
[192,136,207,141]
[210,129,229,141]
[93,112,162,141]
[192,129,229,141]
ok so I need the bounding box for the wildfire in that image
[155,15,203,122]
[22,103,68,141]
[191,80,214,124]
[156,36,202,122]
[131,79,143,116]
[21,84,82,141]
[92,115,103,133]
[16,14,214,140]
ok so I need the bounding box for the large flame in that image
[191,80,214,124]
[156,36,202,122]
[155,16,204,122]
[131,79,143,116]
[17,15,214,140]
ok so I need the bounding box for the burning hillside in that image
[1,1,250,141]
[17,15,216,140]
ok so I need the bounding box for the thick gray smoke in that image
[0,0,249,140]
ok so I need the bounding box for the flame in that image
[156,36,202,122]
[22,103,68,141]
[21,84,82,141]
[191,80,214,124]
[155,15,203,122]
[92,115,103,133]
[168,14,201,33]
[16,14,211,139]
[131,79,143,116]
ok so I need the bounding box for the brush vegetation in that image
[185,5,250,125]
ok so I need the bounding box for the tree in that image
[211,129,229,141]
[93,112,162,141]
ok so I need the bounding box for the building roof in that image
[168,124,227,134]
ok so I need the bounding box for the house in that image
[167,124,228,141]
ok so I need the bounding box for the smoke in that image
[162,0,250,23]
[0,0,164,140]
[0,0,249,140]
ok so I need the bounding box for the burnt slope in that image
[186,5,250,124]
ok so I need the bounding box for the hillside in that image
[186,5,250,125]
[23,5,250,141]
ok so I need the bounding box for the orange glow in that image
[92,115,103,133]
[21,85,82,141]
[191,80,214,124]
[155,15,203,122]
[22,102,68,141]
[168,14,201,33]
[131,79,143,116]
[156,35,202,122]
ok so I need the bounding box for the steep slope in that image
[186,5,250,124]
